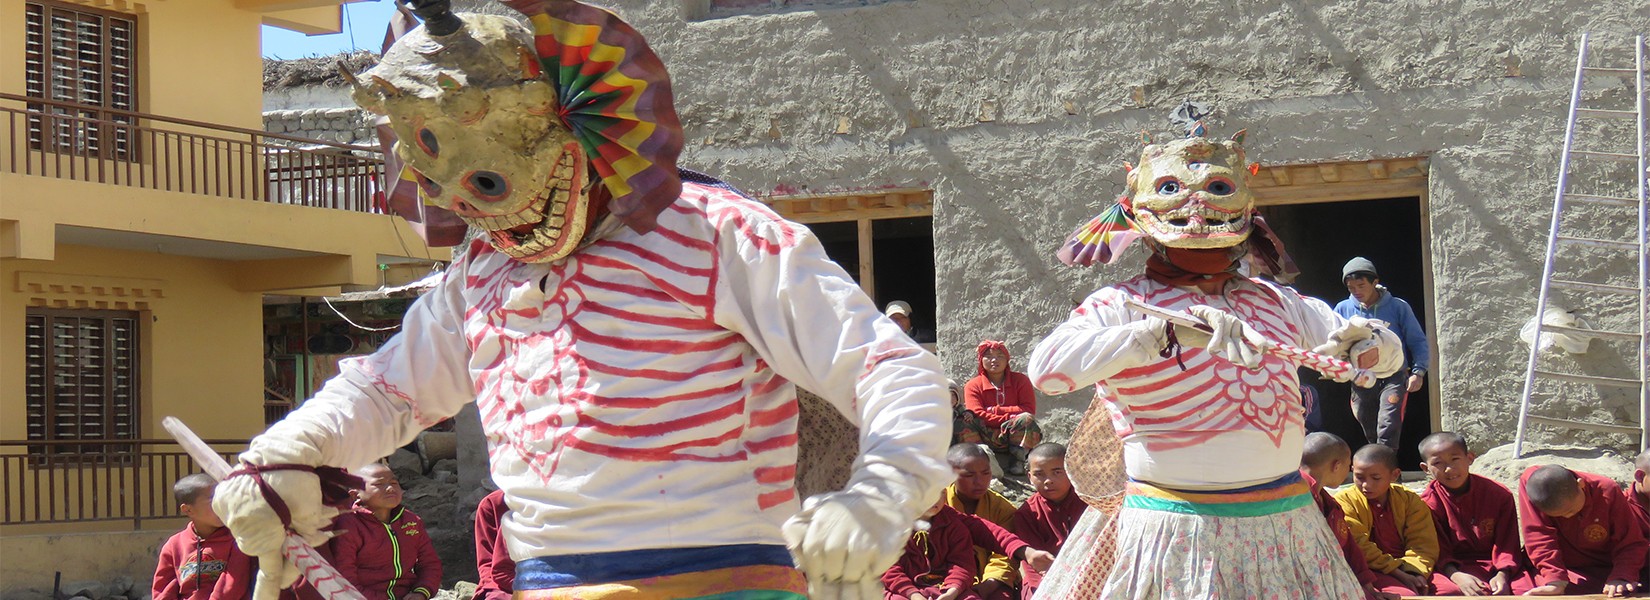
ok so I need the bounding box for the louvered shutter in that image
[23,1,138,160]
[25,309,142,458]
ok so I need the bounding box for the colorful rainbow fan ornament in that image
[1057,201,1144,267]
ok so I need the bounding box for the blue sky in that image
[262,1,398,59]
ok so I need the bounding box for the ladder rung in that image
[1527,415,1642,435]
[1566,193,1640,207]
[1583,67,1640,76]
[1534,369,1644,388]
[1556,236,1639,250]
[1543,323,1643,341]
[1552,279,1640,295]
[1573,150,1640,161]
[1577,108,1638,119]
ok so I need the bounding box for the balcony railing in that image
[0,438,246,529]
[0,93,385,214]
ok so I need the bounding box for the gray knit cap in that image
[1342,257,1378,281]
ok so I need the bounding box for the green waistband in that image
[1123,491,1313,517]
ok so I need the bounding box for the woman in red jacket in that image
[963,340,1042,475]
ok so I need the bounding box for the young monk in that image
[1632,449,1650,586]
[1335,444,1439,596]
[1417,432,1531,595]
[943,443,1053,600]
[882,497,980,600]
[1518,464,1648,596]
[1009,443,1087,599]
[1301,433,1395,600]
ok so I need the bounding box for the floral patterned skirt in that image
[1100,479,1364,600]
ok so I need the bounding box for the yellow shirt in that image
[943,483,1019,586]
[1334,483,1440,576]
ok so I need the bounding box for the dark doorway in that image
[1260,197,1433,469]
[804,216,937,337]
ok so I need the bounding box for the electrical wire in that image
[321,296,400,332]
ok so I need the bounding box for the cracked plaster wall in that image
[608,0,1650,452]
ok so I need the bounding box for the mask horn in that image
[370,75,403,98]
[1230,129,1248,145]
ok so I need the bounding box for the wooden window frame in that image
[24,0,140,161]
[25,307,143,463]
[765,189,932,299]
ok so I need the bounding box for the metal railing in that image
[0,93,385,214]
[0,438,247,528]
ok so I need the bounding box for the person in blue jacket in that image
[1335,257,1430,450]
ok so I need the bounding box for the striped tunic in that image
[272,180,951,560]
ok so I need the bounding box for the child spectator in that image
[1518,464,1647,596]
[1301,433,1394,600]
[1008,443,1086,600]
[942,443,1024,600]
[329,464,442,600]
[1417,432,1532,595]
[473,489,514,600]
[882,497,980,600]
[1335,444,1439,596]
[963,340,1040,476]
[153,474,254,600]
[1632,449,1650,586]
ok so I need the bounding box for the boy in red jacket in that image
[1301,433,1395,600]
[153,473,255,600]
[472,489,514,600]
[1008,443,1086,600]
[1418,432,1532,595]
[1519,464,1647,596]
[883,497,981,600]
[330,464,442,600]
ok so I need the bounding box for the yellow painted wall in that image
[1,245,269,443]
[0,528,176,598]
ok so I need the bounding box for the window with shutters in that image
[23,0,138,160]
[24,308,142,460]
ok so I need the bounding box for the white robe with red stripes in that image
[270,181,952,560]
[1029,275,1346,489]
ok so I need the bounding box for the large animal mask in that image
[348,1,683,263]
[1124,132,1254,249]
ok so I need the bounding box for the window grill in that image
[24,0,137,160]
[25,308,142,461]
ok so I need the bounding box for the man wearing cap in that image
[1335,257,1431,450]
[886,300,936,344]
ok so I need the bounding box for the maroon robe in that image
[1010,491,1088,599]
[473,490,515,600]
[883,506,983,600]
[1304,471,1378,590]
[1518,467,1650,592]
[1422,474,1533,594]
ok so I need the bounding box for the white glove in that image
[212,436,346,600]
[1314,317,1405,379]
[1179,305,1267,369]
[783,469,922,600]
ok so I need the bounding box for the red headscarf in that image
[976,339,1010,378]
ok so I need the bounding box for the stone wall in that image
[266,1,1650,453]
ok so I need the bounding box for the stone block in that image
[62,581,105,600]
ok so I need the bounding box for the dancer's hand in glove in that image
[212,437,354,600]
[1174,305,1268,369]
[784,481,918,600]
[1313,316,1405,379]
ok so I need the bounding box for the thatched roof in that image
[263,50,379,91]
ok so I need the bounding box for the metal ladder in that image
[1514,33,1649,457]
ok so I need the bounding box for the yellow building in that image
[0,1,444,593]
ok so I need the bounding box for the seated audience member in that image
[1632,449,1650,586]
[963,341,1041,476]
[944,443,1051,599]
[1009,443,1088,600]
[1335,444,1439,596]
[1518,464,1647,596]
[882,497,981,600]
[153,473,254,600]
[473,489,515,600]
[1301,433,1395,600]
[1417,432,1532,595]
[330,464,442,600]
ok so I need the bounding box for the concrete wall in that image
[596,0,1650,451]
[0,528,174,600]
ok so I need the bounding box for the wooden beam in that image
[857,219,875,299]
[1254,177,1428,206]
[1270,168,1293,186]
[1318,165,1342,183]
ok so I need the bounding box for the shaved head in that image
[1636,448,1650,473]
[1419,431,1469,459]
[1302,432,1351,469]
[1525,465,1582,513]
[1028,442,1066,462]
[358,462,393,479]
[1353,444,1399,471]
[947,442,990,468]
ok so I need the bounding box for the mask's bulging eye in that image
[1155,178,1182,195]
[466,170,510,200]
[1206,178,1235,195]
[416,128,440,157]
